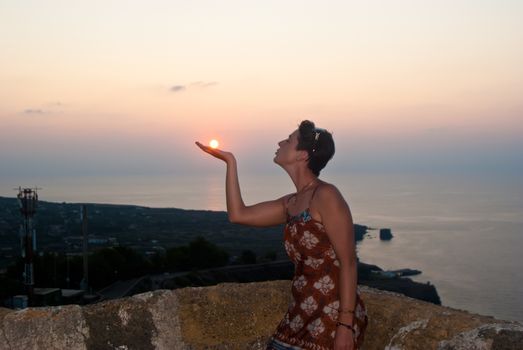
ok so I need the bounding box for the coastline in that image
[0,196,440,305]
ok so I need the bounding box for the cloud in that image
[22,102,66,115]
[169,81,218,93]
[189,81,218,88]
[47,101,64,107]
[23,109,45,114]
[170,85,186,93]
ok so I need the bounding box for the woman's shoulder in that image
[279,193,297,207]
[315,180,343,199]
[309,181,348,223]
[281,192,296,201]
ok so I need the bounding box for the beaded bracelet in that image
[336,321,356,334]
[338,308,355,314]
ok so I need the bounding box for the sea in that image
[1,170,522,323]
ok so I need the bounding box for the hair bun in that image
[297,120,335,176]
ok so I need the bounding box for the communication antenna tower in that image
[80,204,89,291]
[16,187,40,307]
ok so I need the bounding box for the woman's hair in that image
[296,120,335,176]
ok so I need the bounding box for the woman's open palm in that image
[195,141,235,163]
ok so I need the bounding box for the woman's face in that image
[274,129,302,166]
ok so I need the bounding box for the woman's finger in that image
[195,141,230,161]
[195,141,215,154]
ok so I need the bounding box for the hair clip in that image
[312,128,326,153]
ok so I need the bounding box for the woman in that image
[196,120,368,350]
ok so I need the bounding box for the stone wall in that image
[1,281,522,350]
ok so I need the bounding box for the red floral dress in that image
[268,204,368,350]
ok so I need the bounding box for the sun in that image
[209,139,219,149]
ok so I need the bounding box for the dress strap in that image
[285,194,297,213]
[308,183,321,207]
[286,184,321,212]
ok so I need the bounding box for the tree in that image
[238,250,257,264]
[166,237,229,271]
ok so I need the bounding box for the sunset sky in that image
[1,0,522,180]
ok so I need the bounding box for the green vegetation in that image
[238,249,257,264]
[165,236,229,271]
[0,237,232,297]
[0,195,369,301]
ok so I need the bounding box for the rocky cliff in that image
[1,281,521,350]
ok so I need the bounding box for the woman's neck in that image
[287,167,318,193]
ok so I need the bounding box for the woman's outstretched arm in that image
[196,141,288,227]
